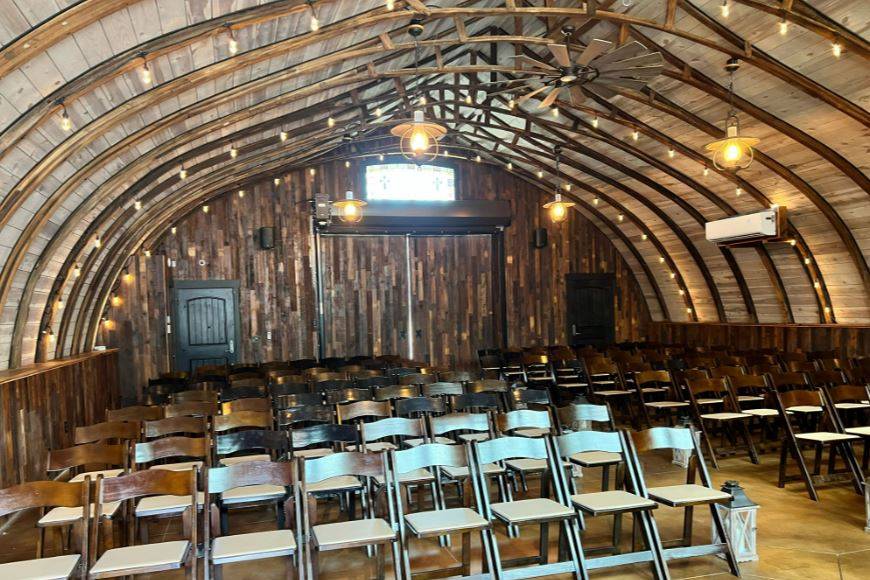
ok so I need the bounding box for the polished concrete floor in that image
[2,449,868,579]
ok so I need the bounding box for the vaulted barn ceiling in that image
[0,0,866,370]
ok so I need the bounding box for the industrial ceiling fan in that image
[490,26,665,108]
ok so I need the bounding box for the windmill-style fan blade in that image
[568,86,586,106]
[576,39,613,65]
[592,77,650,90]
[586,85,619,100]
[588,41,649,68]
[506,54,557,71]
[538,85,562,109]
[600,65,663,82]
[487,84,532,97]
[517,84,550,105]
[478,78,534,87]
[598,52,664,73]
[547,44,572,67]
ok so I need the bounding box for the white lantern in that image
[712,480,759,563]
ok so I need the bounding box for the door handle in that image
[571,324,577,335]
[228,339,235,354]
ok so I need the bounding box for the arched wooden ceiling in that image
[0,0,867,370]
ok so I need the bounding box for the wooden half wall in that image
[0,350,118,487]
[646,322,870,358]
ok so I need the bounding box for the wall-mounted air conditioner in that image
[705,206,786,245]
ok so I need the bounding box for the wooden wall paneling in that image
[0,351,118,487]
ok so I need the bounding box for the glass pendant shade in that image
[332,190,367,223]
[543,192,575,224]
[391,110,447,162]
[705,115,759,171]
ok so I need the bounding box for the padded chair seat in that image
[442,463,504,479]
[569,451,622,467]
[505,458,570,472]
[490,498,574,524]
[375,468,433,485]
[737,395,765,402]
[348,442,397,453]
[211,530,296,563]
[69,468,123,483]
[405,507,489,536]
[593,390,631,396]
[696,398,723,405]
[645,401,689,409]
[306,475,362,493]
[149,461,203,472]
[700,412,751,421]
[405,437,453,447]
[220,454,271,466]
[39,501,122,525]
[641,387,669,393]
[795,432,860,443]
[135,492,205,516]
[846,426,870,437]
[221,484,287,505]
[0,554,80,579]
[312,518,395,549]
[89,540,189,575]
[457,433,490,442]
[527,376,551,382]
[558,382,587,388]
[293,448,333,458]
[743,408,778,417]
[835,403,870,410]
[571,490,657,515]
[786,405,823,413]
[514,428,550,438]
[648,484,731,507]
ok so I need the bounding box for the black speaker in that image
[533,228,548,249]
[258,226,275,250]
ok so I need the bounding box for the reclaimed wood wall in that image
[0,350,118,487]
[646,322,870,358]
[99,159,651,397]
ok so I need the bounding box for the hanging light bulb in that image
[57,99,72,131]
[641,234,648,241]
[226,24,239,54]
[591,116,599,128]
[669,272,676,279]
[631,130,639,141]
[143,249,151,258]
[332,191,367,223]
[465,93,473,105]
[238,189,245,198]
[679,289,686,296]
[703,166,709,177]
[668,148,675,159]
[593,197,599,206]
[111,293,122,307]
[735,187,743,196]
[274,177,281,186]
[778,19,788,36]
[508,96,516,109]
[307,1,320,31]
[831,41,842,58]
[375,107,382,117]
[391,110,446,161]
[94,236,102,249]
[551,107,559,118]
[344,160,351,168]
[171,226,177,235]
[327,116,335,128]
[506,162,513,170]
[73,263,81,278]
[123,270,134,284]
[229,146,238,158]
[378,154,385,161]
[706,59,759,171]
[658,256,666,264]
[537,170,544,179]
[617,214,624,222]
[418,95,427,106]
[720,1,729,18]
[309,168,316,176]
[543,147,574,224]
[202,205,210,213]
[179,166,188,180]
[134,200,142,210]
[139,52,152,84]
[279,131,288,142]
[386,0,395,10]
[475,154,481,163]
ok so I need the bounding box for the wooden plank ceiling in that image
[0,0,866,369]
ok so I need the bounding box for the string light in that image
[831,41,842,58]
[508,97,516,109]
[804,257,811,265]
[658,256,666,264]
[670,272,676,279]
[378,154,385,161]
[824,306,831,314]
[679,289,685,296]
[344,160,351,168]
[551,107,559,117]
[386,0,395,9]
[202,205,210,213]
[720,1,729,18]
[813,281,821,289]
[226,24,238,55]
[703,166,709,177]
[668,148,675,159]
[475,155,482,163]
[327,117,335,128]
[307,1,320,32]
[735,187,742,196]
[57,99,72,131]
[111,293,122,307]
[375,107,382,117]
[134,200,142,211]
[418,95,427,106]
[179,166,187,179]
[94,236,102,249]
[686,307,693,315]
[617,214,624,222]
[238,189,245,198]
[641,234,648,241]
[123,271,134,284]
[631,130,639,141]
[465,93,473,105]
[507,162,513,170]
[537,170,544,179]
[73,264,81,278]
[593,197,599,205]
[279,131,288,142]
[274,177,281,186]
[591,116,599,128]
[143,249,151,258]
[229,146,238,159]
[789,239,797,246]
[309,168,316,176]
[139,52,152,84]
[778,19,788,36]
[171,226,177,235]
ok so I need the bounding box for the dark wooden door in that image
[566,273,615,347]
[172,281,241,373]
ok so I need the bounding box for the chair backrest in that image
[391,443,468,476]
[775,387,823,411]
[300,452,387,492]
[310,371,347,383]
[0,480,90,519]
[206,460,295,494]
[474,435,550,464]
[361,417,424,446]
[787,361,817,373]
[355,376,397,389]
[388,366,420,377]
[467,379,508,394]
[314,379,355,392]
[144,416,208,439]
[710,366,745,379]
[164,401,218,418]
[106,406,163,423]
[553,430,623,458]
[628,426,696,453]
[347,369,381,379]
[780,352,808,363]
[430,412,492,437]
[555,403,614,432]
[290,424,358,451]
[767,371,809,390]
[438,371,473,383]
[510,388,552,409]
[399,373,436,386]
[47,442,127,473]
[337,400,392,423]
[725,374,767,393]
[215,430,289,460]
[74,420,141,444]
[275,392,324,409]
[227,378,267,391]
[423,382,464,398]
[685,377,728,399]
[634,370,674,388]
[374,385,420,401]
[452,392,499,411]
[324,388,372,405]
[584,356,618,376]
[171,389,219,403]
[133,435,211,466]
[825,384,870,404]
[221,385,267,401]
[213,410,273,434]
[809,370,847,387]
[277,405,333,428]
[270,376,309,389]
[221,397,271,414]
[496,409,552,434]
[394,396,445,417]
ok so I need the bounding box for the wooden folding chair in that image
[583,356,636,427]
[221,396,272,414]
[204,461,301,580]
[143,416,208,440]
[685,377,758,468]
[374,385,420,402]
[824,384,870,470]
[724,374,779,451]
[470,436,587,579]
[213,410,273,435]
[164,401,219,418]
[633,370,689,427]
[74,421,141,445]
[337,400,392,428]
[0,480,90,578]
[391,443,497,579]
[106,406,163,423]
[555,404,623,492]
[300,452,400,579]
[89,469,198,578]
[553,430,668,578]
[624,427,739,576]
[323,388,371,406]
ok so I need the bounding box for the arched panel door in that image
[172,280,241,373]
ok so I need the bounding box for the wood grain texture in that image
[0,350,118,487]
[646,322,870,358]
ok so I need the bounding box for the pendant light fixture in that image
[307,0,320,32]
[705,59,760,171]
[225,24,239,54]
[332,191,367,223]
[139,52,152,84]
[543,145,575,224]
[390,22,446,162]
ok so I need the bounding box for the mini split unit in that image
[705,206,786,245]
